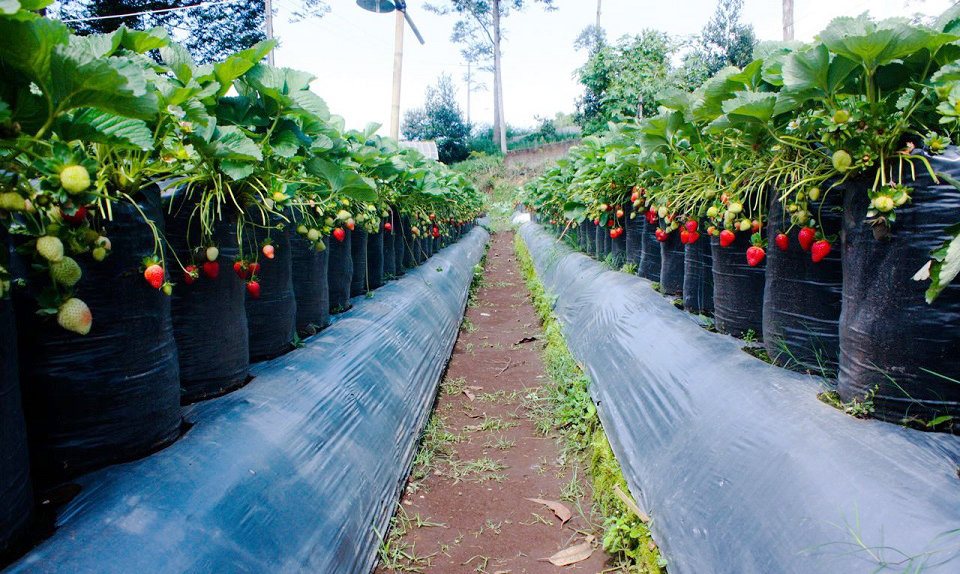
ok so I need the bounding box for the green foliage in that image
[693,0,757,77]
[402,73,471,164]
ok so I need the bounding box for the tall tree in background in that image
[48,0,327,64]
[425,0,556,154]
[695,0,756,76]
[402,74,471,164]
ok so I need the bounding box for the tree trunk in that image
[492,0,507,154]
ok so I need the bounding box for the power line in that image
[60,0,243,24]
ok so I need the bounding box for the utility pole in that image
[596,0,601,30]
[783,0,794,41]
[492,0,506,154]
[264,0,275,65]
[390,8,405,139]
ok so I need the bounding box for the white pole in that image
[264,0,275,66]
[390,9,405,140]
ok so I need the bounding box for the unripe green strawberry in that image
[92,247,107,261]
[873,195,895,212]
[314,239,326,252]
[833,110,850,124]
[706,206,719,218]
[808,187,821,201]
[307,228,320,241]
[50,256,82,287]
[206,246,219,262]
[832,150,853,172]
[37,236,64,262]
[57,297,92,335]
[60,165,91,195]
[297,225,308,235]
[0,192,25,211]
[337,209,351,221]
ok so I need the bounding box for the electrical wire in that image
[59,0,243,23]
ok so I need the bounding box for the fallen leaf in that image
[542,541,594,566]
[516,336,538,345]
[525,498,572,526]
[463,389,475,401]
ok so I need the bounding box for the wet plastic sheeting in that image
[350,228,368,297]
[763,189,843,373]
[840,149,960,423]
[15,189,181,481]
[682,233,713,314]
[327,230,353,312]
[1,297,32,553]
[291,236,330,336]
[245,227,296,362]
[4,227,490,574]
[639,220,661,281]
[519,223,960,574]
[711,232,764,337]
[658,233,684,295]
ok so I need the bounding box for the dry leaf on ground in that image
[524,498,572,526]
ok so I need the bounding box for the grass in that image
[514,234,667,574]
[375,506,444,572]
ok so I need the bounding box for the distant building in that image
[399,140,439,161]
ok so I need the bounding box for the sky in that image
[272,0,955,133]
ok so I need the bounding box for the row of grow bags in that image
[0,190,477,557]
[548,149,960,428]
[2,225,490,574]
[519,221,960,574]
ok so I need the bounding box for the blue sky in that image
[272,0,953,132]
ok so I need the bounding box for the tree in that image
[402,74,471,164]
[425,0,556,154]
[694,0,757,77]
[48,0,328,64]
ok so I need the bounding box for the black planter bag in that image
[610,227,626,268]
[164,193,249,403]
[763,188,843,374]
[15,188,181,482]
[711,232,765,338]
[659,232,685,295]
[584,221,596,255]
[382,223,396,279]
[391,209,405,277]
[624,204,643,269]
[1,296,32,555]
[603,225,612,258]
[639,220,662,282]
[291,236,330,337]
[839,149,960,425]
[327,229,353,313]
[350,228,368,297]
[245,224,296,362]
[683,230,714,314]
[401,217,416,269]
[366,228,384,290]
[594,224,604,259]
[576,224,585,251]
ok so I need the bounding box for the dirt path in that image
[375,230,610,574]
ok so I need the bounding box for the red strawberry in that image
[707,226,717,236]
[262,244,275,259]
[202,261,219,279]
[384,222,393,232]
[247,262,260,278]
[685,220,698,233]
[616,209,624,218]
[655,229,667,242]
[798,227,816,251]
[144,264,164,289]
[184,265,199,284]
[429,214,436,220]
[687,231,701,244]
[233,261,246,278]
[775,233,789,251]
[719,229,736,247]
[346,218,356,231]
[811,240,832,263]
[432,226,440,238]
[680,230,690,244]
[645,210,657,224]
[333,228,346,242]
[60,205,88,225]
[746,246,766,266]
[751,220,761,234]
[594,218,600,225]
[246,280,260,298]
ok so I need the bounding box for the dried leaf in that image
[613,485,649,523]
[543,541,594,566]
[516,336,537,345]
[525,498,572,526]
[463,389,475,401]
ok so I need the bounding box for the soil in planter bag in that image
[1,296,32,555]
[683,230,714,314]
[624,204,643,269]
[711,231,765,338]
[244,225,296,362]
[291,236,329,337]
[639,220,662,282]
[164,192,249,403]
[763,187,843,374]
[366,228,384,290]
[840,149,960,425]
[15,189,181,481]
[327,230,353,313]
[659,232,685,295]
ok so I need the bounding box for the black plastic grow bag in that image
[366,227,384,291]
[15,188,181,482]
[3,227,490,574]
[594,224,604,259]
[244,225,296,362]
[624,204,643,269]
[164,193,249,403]
[839,149,960,425]
[711,231,765,337]
[519,222,960,574]
[327,229,353,313]
[763,188,843,374]
[349,228,368,297]
[391,209,405,277]
[584,221,596,255]
[382,222,396,279]
[291,236,330,337]
[639,220,661,281]
[683,230,713,314]
[659,231,684,295]
[610,227,625,267]
[1,296,32,555]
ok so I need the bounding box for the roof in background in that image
[399,140,439,161]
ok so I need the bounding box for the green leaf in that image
[19,0,53,9]
[818,17,943,74]
[121,26,170,53]
[49,49,158,120]
[67,29,123,59]
[0,15,69,85]
[159,42,196,84]
[55,108,154,150]
[721,91,777,124]
[288,90,329,119]
[0,0,21,15]
[919,221,960,303]
[270,127,302,158]
[207,125,262,161]
[220,160,254,181]
[782,44,858,100]
[305,158,376,201]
